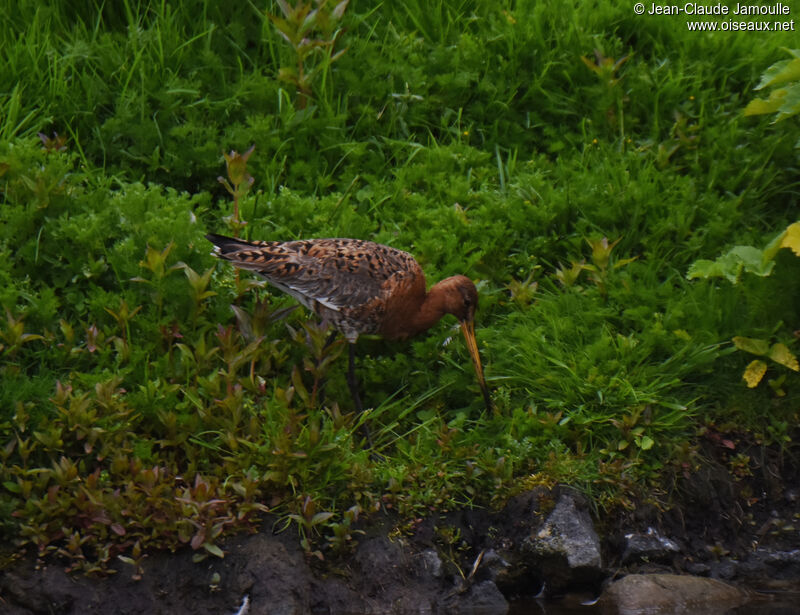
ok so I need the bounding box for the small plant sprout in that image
[582,237,637,297]
[178,263,217,321]
[38,131,67,153]
[289,495,335,560]
[104,299,142,360]
[507,270,538,307]
[218,145,255,236]
[1,310,44,358]
[581,48,631,139]
[581,49,630,89]
[131,242,183,320]
[268,0,350,109]
[555,260,585,288]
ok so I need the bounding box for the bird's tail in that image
[205,233,257,257]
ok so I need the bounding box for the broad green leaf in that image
[728,246,773,277]
[732,336,770,356]
[687,246,774,283]
[639,435,654,450]
[768,343,799,371]
[754,58,800,90]
[686,258,719,280]
[743,89,786,116]
[742,359,767,388]
[775,82,800,122]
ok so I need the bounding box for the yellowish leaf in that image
[780,222,800,256]
[742,360,767,388]
[743,89,786,116]
[769,343,799,371]
[732,336,770,356]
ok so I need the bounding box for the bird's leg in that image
[315,329,339,406]
[323,329,339,350]
[346,343,363,414]
[346,343,375,449]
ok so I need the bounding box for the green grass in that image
[1,0,799,571]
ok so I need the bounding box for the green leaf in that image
[754,58,800,90]
[775,82,800,122]
[743,89,787,116]
[728,246,773,277]
[275,0,292,18]
[3,481,21,493]
[768,343,799,371]
[762,228,789,262]
[269,15,296,44]
[639,435,654,451]
[311,511,335,525]
[732,336,770,357]
[687,246,774,283]
[203,543,225,558]
[331,0,350,20]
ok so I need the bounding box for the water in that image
[508,593,601,615]
[507,591,800,615]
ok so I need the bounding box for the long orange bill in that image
[460,318,493,414]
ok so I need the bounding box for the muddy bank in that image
[1,448,799,614]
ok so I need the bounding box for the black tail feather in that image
[205,233,253,256]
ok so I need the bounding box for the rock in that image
[0,566,86,614]
[522,492,603,592]
[737,547,800,587]
[685,561,711,575]
[420,549,443,579]
[444,580,509,615]
[710,558,737,580]
[760,548,800,578]
[599,573,747,615]
[621,527,680,564]
[479,549,511,584]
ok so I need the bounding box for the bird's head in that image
[437,275,479,322]
[437,276,492,414]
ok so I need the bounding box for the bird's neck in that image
[380,278,457,340]
[404,282,450,337]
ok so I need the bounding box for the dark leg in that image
[346,343,374,449]
[316,330,339,406]
[346,343,363,414]
[323,329,338,350]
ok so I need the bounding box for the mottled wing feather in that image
[207,234,422,339]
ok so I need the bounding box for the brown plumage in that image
[206,233,491,413]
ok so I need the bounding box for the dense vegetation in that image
[1,0,798,573]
